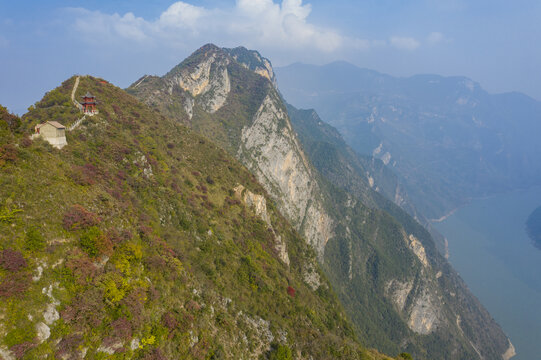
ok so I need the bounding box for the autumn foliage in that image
[287,286,296,297]
[0,249,30,298]
[62,205,101,231]
[0,249,27,271]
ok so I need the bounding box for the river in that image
[433,186,541,360]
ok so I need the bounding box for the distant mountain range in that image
[276,61,541,220]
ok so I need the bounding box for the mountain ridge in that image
[128,44,513,360]
[0,75,395,359]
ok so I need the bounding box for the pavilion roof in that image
[81,92,95,98]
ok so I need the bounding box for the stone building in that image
[34,121,67,149]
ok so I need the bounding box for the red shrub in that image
[0,144,18,165]
[112,104,122,115]
[20,137,32,148]
[287,286,296,297]
[55,335,83,359]
[143,348,168,360]
[186,300,201,312]
[138,224,154,242]
[108,187,123,201]
[0,272,31,298]
[191,338,210,360]
[70,163,101,186]
[111,317,132,340]
[144,255,167,271]
[62,205,100,231]
[147,156,158,169]
[0,249,27,271]
[0,106,21,132]
[111,145,131,162]
[120,288,146,328]
[225,197,241,206]
[61,289,105,329]
[106,228,132,245]
[171,181,181,193]
[116,170,127,180]
[10,341,36,359]
[162,311,179,331]
[181,312,194,328]
[148,284,160,302]
[65,252,99,285]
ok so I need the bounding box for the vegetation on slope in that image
[0,77,395,359]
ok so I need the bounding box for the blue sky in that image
[1,0,540,114]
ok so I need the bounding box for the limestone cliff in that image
[237,92,332,257]
[164,50,231,115]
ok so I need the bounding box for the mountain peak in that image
[165,43,226,79]
[129,44,277,123]
[223,46,276,85]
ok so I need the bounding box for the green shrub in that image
[269,343,293,360]
[79,226,101,257]
[25,227,45,251]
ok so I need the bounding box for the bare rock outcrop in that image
[238,93,333,258]
[234,184,290,266]
[167,52,231,114]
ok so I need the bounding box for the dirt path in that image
[71,76,83,110]
[68,76,85,131]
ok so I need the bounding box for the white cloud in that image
[72,9,150,43]
[390,36,420,51]
[68,1,346,53]
[427,32,444,44]
[158,2,207,29]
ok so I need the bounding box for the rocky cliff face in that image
[128,44,512,360]
[165,50,231,116]
[237,92,332,257]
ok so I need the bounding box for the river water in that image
[434,186,541,360]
